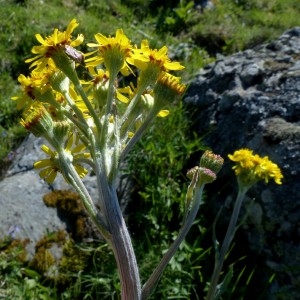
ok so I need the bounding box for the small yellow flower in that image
[132,40,185,89]
[20,102,53,137]
[25,19,84,72]
[134,40,185,72]
[153,72,186,110]
[34,145,60,184]
[228,148,283,186]
[34,134,90,184]
[85,29,139,76]
[12,65,55,109]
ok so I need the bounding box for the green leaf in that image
[215,264,234,300]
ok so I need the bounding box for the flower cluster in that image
[228,148,283,187]
[13,19,186,184]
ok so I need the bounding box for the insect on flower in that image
[63,44,85,65]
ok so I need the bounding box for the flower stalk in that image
[206,148,283,300]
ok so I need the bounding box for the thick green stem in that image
[206,186,248,300]
[141,184,205,300]
[93,152,141,299]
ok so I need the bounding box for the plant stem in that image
[206,186,248,300]
[141,184,205,300]
[121,108,157,160]
[93,150,141,299]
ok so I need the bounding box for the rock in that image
[0,133,131,260]
[184,27,300,298]
[0,134,101,259]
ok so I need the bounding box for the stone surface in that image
[184,27,300,298]
[0,133,130,259]
[0,134,100,258]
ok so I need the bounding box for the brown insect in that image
[63,44,85,65]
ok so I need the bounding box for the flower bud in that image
[187,166,217,185]
[53,120,72,142]
[198,167,217,184]
[49,70,70,94]
[200,150,224,174]
[187,166,199,181]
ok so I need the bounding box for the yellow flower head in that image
[228,148,283,187]
[85,29,137,76]
[20,102,53,137]
[133,40,185,89]
[82,67,110,109]
[12,61,58,110]
[153,72,186,110]
[25,19,84,72]
[135,40,185,72]
[34,134,90,184]
[34,145,60,184]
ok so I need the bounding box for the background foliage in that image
[1,0,300,298]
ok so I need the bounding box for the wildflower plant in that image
[205,149,283,300]
[12,18,283,299]
[13,19,224,299]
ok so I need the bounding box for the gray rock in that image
[0,171,67,258]
[0,133,130,260]
[184,27,300,298]
[0,134,101,259]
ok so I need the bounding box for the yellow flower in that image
[85,29,138,76]
[153,72,186,110]
[20,102,53,137]
[87,67,110,87]
[34,134,90,184]
[34,145,60,184]
[134,40,185,72]
[25,19,84,72]
[132,40,185,89]
[228,148,283,186]
[81,67,110,109]
[12,61,59,109]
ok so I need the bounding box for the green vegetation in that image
[0,0,299,298]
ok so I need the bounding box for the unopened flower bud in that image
[53,120,71,142]
[49,70,70,94]
[200,150,224,174]
[187,166,199,181]
[198,167,217,184]
[187,166,217,185]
